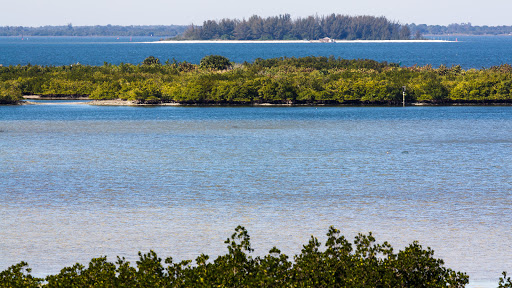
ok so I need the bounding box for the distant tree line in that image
[0,24,187,37]
[3,21,512,38]
[3,55,512,105]
[408,22,512,35]
[179,14,411,40]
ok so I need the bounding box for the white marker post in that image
[402,86,406,107]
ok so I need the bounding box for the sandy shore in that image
[22,101,87,105]
[147,39,453,44]
[22,98,180,106]
[88,99,181,106]
[23,95,89,100]
[20,99,512,107]
[19,100,512,107]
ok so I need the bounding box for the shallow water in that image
[1,105,511,286]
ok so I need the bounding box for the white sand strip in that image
[143,39,454,44]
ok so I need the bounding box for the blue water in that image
[1,104,511,287]
[1,36,512,68]
[2,36,512,287]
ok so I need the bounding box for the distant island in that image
[2,16,512,38]
[175,14,412,41]
[408,22,512,36]
[0,24,186,37]
[0,14,411,40]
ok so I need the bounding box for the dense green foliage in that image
[0,80,23,104]
[199,55,232,71]
[2,56,512,105]
[0,226,481,287]
[0,24,187,37]
[408,22,512,36]
[180,14,410,40]
[0,262,41,288]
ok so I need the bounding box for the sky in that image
[1,0,511,27]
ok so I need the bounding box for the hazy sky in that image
[1,0,511,27]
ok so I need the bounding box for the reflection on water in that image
[1,105,511,286]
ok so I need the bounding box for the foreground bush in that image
[8,225,511,287]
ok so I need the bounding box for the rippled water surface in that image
[1,35,512,68]
[1,105,511,286]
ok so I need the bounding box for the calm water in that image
[1,36,512,286]
[1,35,512,68]
[1,104,511,286]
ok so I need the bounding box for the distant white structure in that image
[311,37,336,43]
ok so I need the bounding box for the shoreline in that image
[146,39,454,44]
[23,95,89,100]
[20,99,512,107]
[89,99,180,106]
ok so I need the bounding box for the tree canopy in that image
[199,55,232,70]
[179,14,411,40]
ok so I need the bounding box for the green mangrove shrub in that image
[200,55,232,71]
[0,226,479,287]
[2,56,512,104]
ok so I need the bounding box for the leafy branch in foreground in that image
[499,271,512,288]
[0,226,479,287]
[0,262,41,288]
